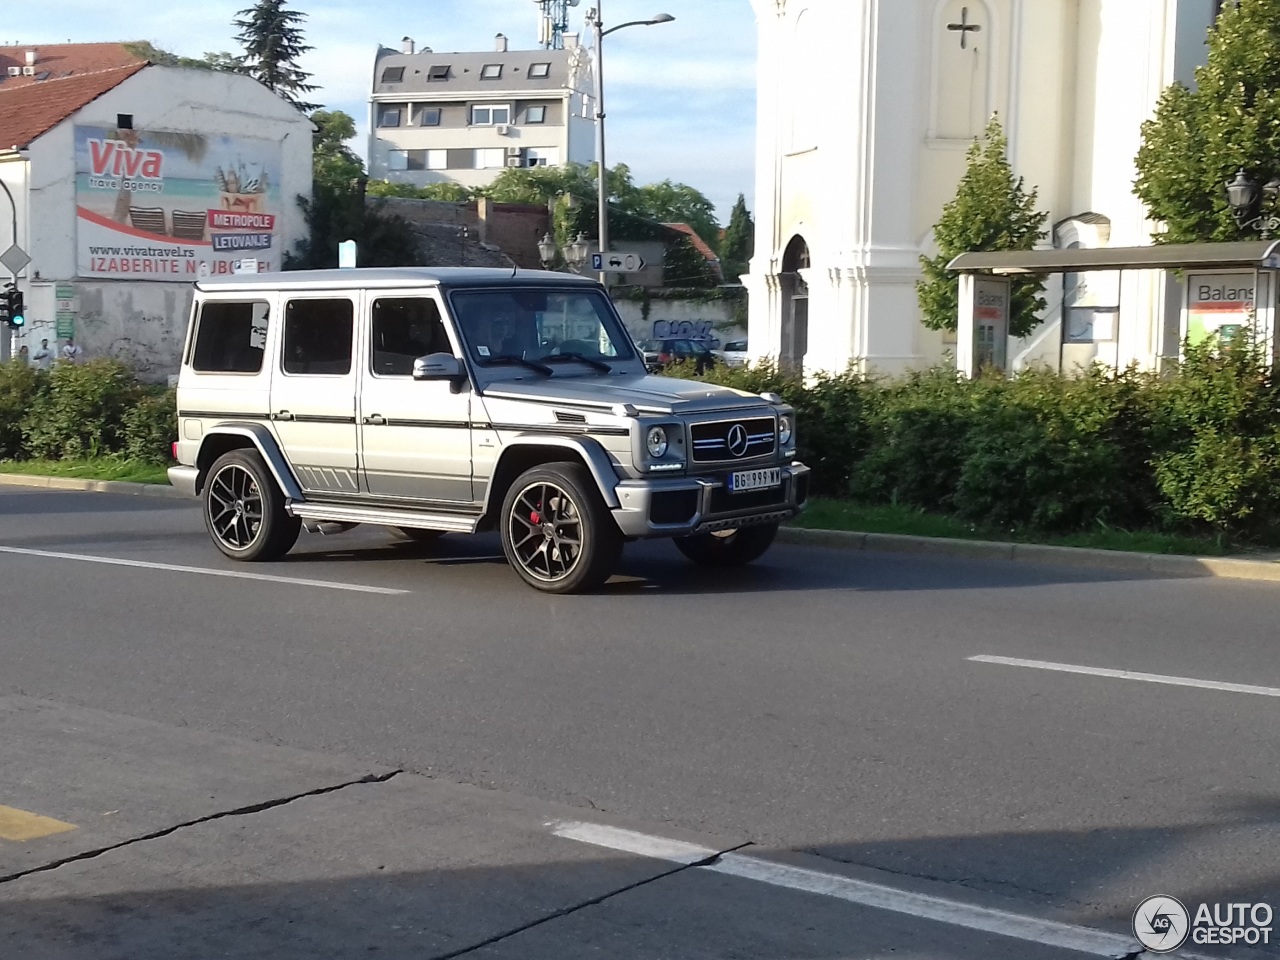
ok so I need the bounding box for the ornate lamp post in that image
[538,230,591,272]
[586,5,675,282]
[1224,168,1280,239]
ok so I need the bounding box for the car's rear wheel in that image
[500,462,621,594]
[673,522,778,567]
[203,449,300,561]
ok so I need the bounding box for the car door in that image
[358,293,474,503]
[269,293,359,494]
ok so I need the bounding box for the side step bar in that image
[287,500,481,534]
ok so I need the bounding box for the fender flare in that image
[196,423,304,502]
[486,435,622,513]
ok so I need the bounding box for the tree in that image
[630,179,720,253]
[662,236,720,289]
[285,183,422,269]
[233,0,318,110]
[122,42,244,71]
[310,109,363,191]
[366,180,473,202]
[720,193,754,282]
[1135,0,1280,242]
[917,115,1047,337]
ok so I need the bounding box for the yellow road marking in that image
[0,805,77,841]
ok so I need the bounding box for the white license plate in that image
[728,468,782,492]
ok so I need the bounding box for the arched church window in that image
[930,0,992,141]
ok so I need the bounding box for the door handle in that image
[273,410,295,421]
[363,414,386,425]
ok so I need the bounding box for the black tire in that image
[674,522,778,567]
[202,449,301,562]
[499,461,622,594]
[396,527,445,543]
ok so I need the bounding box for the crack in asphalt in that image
[424,842,756,960]
[0,769,403,885]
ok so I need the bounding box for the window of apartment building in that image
[474,148,505,169]
[377,106,402,127]
[427,64,450,81]
[381,66,405,83]
[525,105,547,124]
[388,150,448,171]
[416,106,442,126]
[470,104,511,126]
[528,62,551,79]
[524,147,559,168]
[480,63,503,80]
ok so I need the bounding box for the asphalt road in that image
[2,486,1278,958]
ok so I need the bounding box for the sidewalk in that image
[5,471,1280,584]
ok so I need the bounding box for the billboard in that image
[75,126,284,281]
[1185,272,1267,345]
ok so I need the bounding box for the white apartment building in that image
[367,34,595,190]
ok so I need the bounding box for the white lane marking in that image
[551,821,1184,958]
[970,655,1280,698]
[0,545,408,595]
[551,821,719,864]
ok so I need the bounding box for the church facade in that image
[744,0,1225,375]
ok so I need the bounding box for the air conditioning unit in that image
[6,67,21,77]
[494,123,510,136]
[505,156,523,167]
[21,65,36,76]
[506,146,522,157]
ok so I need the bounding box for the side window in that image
[370,297,450,376]
[282,298,354,375]
[190,300,269,373]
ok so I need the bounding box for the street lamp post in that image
[587,4,674,283]
[1224,168,1280,239]
[538,230,591,272]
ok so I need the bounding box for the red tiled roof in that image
[0,43,145,89]
[663,222,723,274]
[0,64,146,150]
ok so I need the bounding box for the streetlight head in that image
[1226,168,1259,220]
[648,13,675,23]
[537,232,558,268]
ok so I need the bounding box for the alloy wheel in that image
[507,481,584,583]
[206,463,264,551]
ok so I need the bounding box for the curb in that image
[5,472,1280,584]
[0,473,189,500]
[776,526,1280,584]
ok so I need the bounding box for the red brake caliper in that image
[530,502,541,525]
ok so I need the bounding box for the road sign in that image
[0,243,31,276]
[590,251,646,273]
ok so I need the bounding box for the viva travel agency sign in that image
[74,126,284,280]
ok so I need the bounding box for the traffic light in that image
[0,283,22,328]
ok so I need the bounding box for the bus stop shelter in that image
[947,240,1280,375]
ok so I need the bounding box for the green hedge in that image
[681,337,1280,544]
[0,358,176,464]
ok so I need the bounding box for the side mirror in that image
[413,352,466,382]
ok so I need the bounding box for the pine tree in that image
[233,0,318,111]
[720,193,754,282]
[1135,0,1280,242]
[917,115,1047,337]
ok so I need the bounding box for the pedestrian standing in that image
[61,337,83,364]
[17,345,29,365]
[32,338,52,370]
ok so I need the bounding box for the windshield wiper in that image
[537,352,612,373]
[479,354,553,375]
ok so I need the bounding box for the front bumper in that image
[611,462,811,538]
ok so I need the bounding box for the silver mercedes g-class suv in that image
[169,267,809,593]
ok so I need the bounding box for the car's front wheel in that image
[674,522,778,567]
[500,462,622,593]
[202,449,300,561]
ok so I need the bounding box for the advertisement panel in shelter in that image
[75,125,284,281]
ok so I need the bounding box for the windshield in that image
[449,288,636,371]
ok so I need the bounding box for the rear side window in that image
[371,298,451,376]
[190,300,270,373]
[283,298,354,375]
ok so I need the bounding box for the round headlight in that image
[779,415,793,446]
[646,425,669,458]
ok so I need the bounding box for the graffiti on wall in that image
[651,319,714,339]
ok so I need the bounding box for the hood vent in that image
[554,410,587,424]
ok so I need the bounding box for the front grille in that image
[708,481,789,515]
[690,417,775,463]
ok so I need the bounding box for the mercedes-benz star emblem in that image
[727,423,750,458]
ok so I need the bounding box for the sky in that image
[7,0,758,223]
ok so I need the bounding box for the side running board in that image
[287,500,481,534]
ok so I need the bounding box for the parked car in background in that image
[638,337,719,374]
[717,338,749,367]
